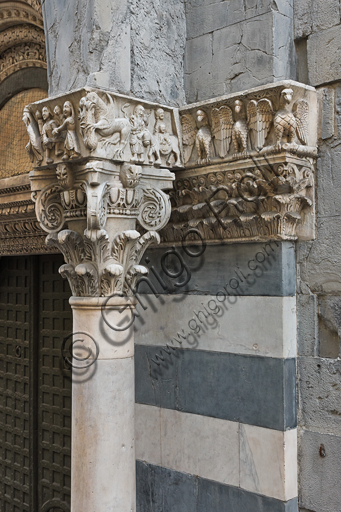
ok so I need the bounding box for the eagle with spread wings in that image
[247,98,273,151]
[181,110,212,165]
[274,88,309,150]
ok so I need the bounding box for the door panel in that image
[0,254,72,512]
[38,255,72,511]
[0,257,31,512]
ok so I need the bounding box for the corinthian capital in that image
[24,87,181,296]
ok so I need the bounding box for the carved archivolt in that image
[0,3,43,30]
[0,2,46,84]
[0,184,58,257]
[0,41,46,82]
[0,24,45,53]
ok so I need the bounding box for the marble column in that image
[70,297,136,512]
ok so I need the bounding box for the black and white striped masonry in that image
[134,241,298,512]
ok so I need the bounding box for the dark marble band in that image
[136,461,299,512]
[135,345,297,431]
[138,241,295,297]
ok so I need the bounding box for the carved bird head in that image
[281,88,293,105]
[234,99,243,115]
[196,109,208,126]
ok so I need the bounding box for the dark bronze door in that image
[0,255,72,512]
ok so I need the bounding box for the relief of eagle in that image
[181,110,212,165]
[274,88,309,150]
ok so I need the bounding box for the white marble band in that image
[135,295,297,359]
[135,404,298,502]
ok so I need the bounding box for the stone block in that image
[319,87,335,140]
[130,0,186,105]
[186,2,232,40]
[336,84,341,137]
[240,425,297,501]
[139,242,296,297]
[273,12,296,81]
[136,461,299,512]
[43,0,186,105]
[318,295,341,358]
[135,295,297,359]
[135,346,297,430]
[135,404,161,466]
[298,356,341,436]
[297,294,318,357]
[311,0,341,33]
[299,429,341,512]
[307,25,341,86]
[315,143,341,217]
[294,0,313,39]
[160,408,239,486]
[297,219,341,294]
[185,10,296,100]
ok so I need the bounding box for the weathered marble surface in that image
[135,404,297,501]
[135,295,297,359]
[41,0,186,106]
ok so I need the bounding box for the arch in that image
[0,0,46,87]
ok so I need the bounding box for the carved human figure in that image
[142,130,162,165]
[22,107,43,164]
[154,107,165,135]
[53,105,66,156]
[41,106,64,163]
[274,88,309,150]
[129,104,152,163]
[53,101,81,160]
[35,109,43,135]
[232,100,248,155]
[157,122,182,167]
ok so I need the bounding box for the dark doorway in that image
[0,254,72,512]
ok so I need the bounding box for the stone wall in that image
[294,1,341,511]
[135,242,298,512]
[41,0,186,106]
[184,0,296,103]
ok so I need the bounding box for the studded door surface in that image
[0,257,31,512]
[0,255,72,512]
[38,255,72,512]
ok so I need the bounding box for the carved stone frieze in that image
[21,81,317,268]
[0,175,58,256]
[24,89,177,296]
[161,80,317,244]
[180,80,317,168]
[161,153,315,243]
[24,87,183,169]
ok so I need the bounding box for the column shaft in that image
[70,298,135,512]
